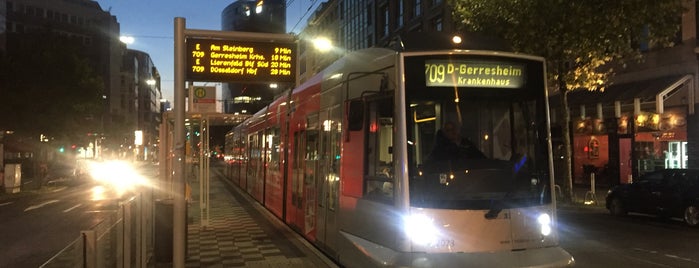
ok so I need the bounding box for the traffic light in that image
[58,146,65,153]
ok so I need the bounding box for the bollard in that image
[154,199,174,263]
[584,173,598,205]
[81,230,96,268]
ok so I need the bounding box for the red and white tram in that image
[225,33,574,267]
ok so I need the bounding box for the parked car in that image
[606,169,699,227]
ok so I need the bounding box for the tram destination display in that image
[425,59,525,88]
[186,38,296,83]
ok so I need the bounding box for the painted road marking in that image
[63,204,82,213]
[633,247,699,265]
[0,202,13,207]
[24,200,60,212]
[52,186,68,192]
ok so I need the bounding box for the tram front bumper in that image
[397,246,575,268]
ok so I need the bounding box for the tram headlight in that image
[404,214,439,245]
[537,213,552,236]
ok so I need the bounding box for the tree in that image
[0,31,104,145]
[449,0,685,201]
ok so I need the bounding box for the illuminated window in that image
[381,5,389,37]
[588,138,599,159]
[415,0,422,17]
[431,16,442,31]
[255,1,263,14]
[233,96,262,104]
[397,0,404,28]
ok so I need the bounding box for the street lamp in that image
[120,36,135,44]
[451,35,463,44]
[312,37,333,52]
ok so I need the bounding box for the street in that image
[0,181,121,267]
[559,207,699,267]
[3,174,699,267]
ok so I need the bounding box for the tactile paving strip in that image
[184,172,328,268]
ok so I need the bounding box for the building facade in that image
[555,2,699,186]
[220,0,288,115]
[118,49,162,161]
[2,0,162,161]
[4,0,124,120]
[0,0,6,53]
[298,0,454,84]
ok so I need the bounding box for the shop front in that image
[568,75,694,186]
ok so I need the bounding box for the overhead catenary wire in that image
[289,0,320,33]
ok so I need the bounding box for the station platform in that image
[160,165,337,268]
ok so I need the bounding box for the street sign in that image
[191,86,216,113]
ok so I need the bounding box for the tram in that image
[225,32,574,267]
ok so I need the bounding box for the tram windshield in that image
[403,54,552,209]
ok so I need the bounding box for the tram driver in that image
[427,121,486,161]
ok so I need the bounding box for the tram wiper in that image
[484,191,513,220]
[484,205,502,220]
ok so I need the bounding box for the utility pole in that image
[173,17,187,268]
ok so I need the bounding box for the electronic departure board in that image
[186,38,296,83]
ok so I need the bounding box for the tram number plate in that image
[431,239,455,248]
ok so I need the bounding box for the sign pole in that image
[173,17,187,268]
[171,24,297,267]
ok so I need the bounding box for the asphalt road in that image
[559,206,699,268]
[0,180,120,267]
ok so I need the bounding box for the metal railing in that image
[40,189,154,268]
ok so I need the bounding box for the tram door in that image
[291,129,305,231]
[291,116,319,235]
[303,121,319,235]
[316,107,341,250]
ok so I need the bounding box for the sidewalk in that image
[168,166,336,268]
[556,184,610,212]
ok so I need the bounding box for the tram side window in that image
[364,97,394,202]
[247,134,257,179]
[321,107,342,211]
[267,128,280,170]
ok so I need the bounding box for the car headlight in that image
[88,160,148,193]
[537,213,552,236]
[404,213,439,246]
